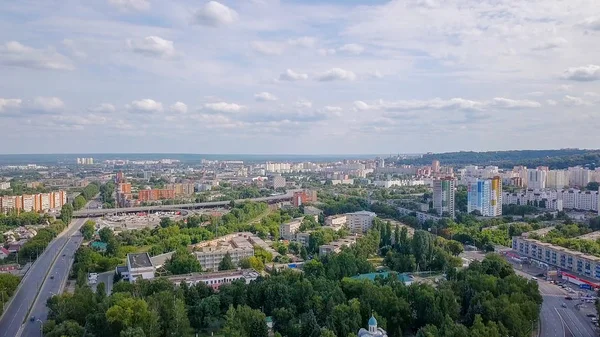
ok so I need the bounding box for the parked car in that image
[565,296,573,300]
[561,303,567,308]
[586,314,596,318]
[29,316,35,322]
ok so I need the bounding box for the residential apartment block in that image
[165,183,195,196]
[346,211,376,233]
[513,236,600,282]
[0,191,67,213]
[0,182,10,190]
[191,232,276,271]
[138,189,175,201]
[167,269,260,290]
[433,177,455,217]
[324,215,347,231]
[467,177,502,216]
[319,235,361,255]
[503,188,599,213]
[279,218,303,240]
[292,189,317,207]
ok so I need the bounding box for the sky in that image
[1,0,600,155]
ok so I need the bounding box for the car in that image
[50,275,54,280]
[561,303,567,308]
[29,316,35,322]
[587,314,596,318]
[62,254,65,257]
[565,296,573,300]
[592,318,599,323]
[531,277,538,281]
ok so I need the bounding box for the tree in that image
[45,320,84,337]
[72,195,87,210]
[98,227,114,243]
[219,252,236,271]
[587,181,600,191]
[445,240,464,256]
[80,220,95,241]
[222,305,268,337]
[300,310,321,337]
[165,250,202,275]
[160,217,173,228]
[300,246,309,260]
[239,257,265,271]
[60,204,73,225]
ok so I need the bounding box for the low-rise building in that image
[0,182,10,190]
[324,215,347,231]
[319,235,361,255]
[191,232,273,271]
[167,269,260,290]
[126,253,155,283]
[279,218,303,240]
[0,247,10,259]
[295,232,312,247]
[346,211,376,233]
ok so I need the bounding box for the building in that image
[138,189,175,201]
[0,247,10,259]
[295,232,311,246]
[279,218,303,240]
[118,183,132,194]
[512,236,600,284]
[292,190,317,207]
[569,166,591,188]
[126,253,155,283]
[0,191,67,213]
[191,232,271,271]
[547,170,569,189]
[346,211,376,233]
[76,157,94,165]
[319,235,361,255]
[166,183,195,196]
[527,169,547,189]
[167,269,260,290]
[0,182,10,190]
[467,177,502,216]
[358,316,388,337]
[325,215,347,231]
[432,177,455,217]
[272,175,286,189]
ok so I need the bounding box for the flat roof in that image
[128,253,153,269]
[517,236,600,262]
[167,269,260,283]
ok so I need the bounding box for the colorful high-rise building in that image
[433,177,455,217]
[467,176,502,216]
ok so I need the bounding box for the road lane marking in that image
[560,306,594,337]
[554,307,575,337]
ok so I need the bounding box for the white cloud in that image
[294,99,312,109]
[526,91,544,96]
[318,48,336,56]
[316,68,356,81]
[581,17,600,31]
[193,1,238,27]
[108,0,150,11]
[563,95,591,106]
[250,41,283,55]
[62,39,86,58]
[353,101,371,111]
[31,97,65,112]
[288,37,316,48]
[490,97,542,109]
[128,36,175,58]
[89,103,116,113]
[584,92,600,97]
[558,84,573,91]
[279,69,308,81]
[170,102,188,113]
[0,98,22,112]
[338,43,364,55]
[546,99,558,106]
[0,41,73,71]
[322,106,343,116]
[368,70,383,79]
[563,65,600,81]
[532,38,568,51]
[254,92,278,101]
[204,102,244,113]
[127,99,163,113]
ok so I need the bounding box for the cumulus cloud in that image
[250,41,283,55]
[24,97,66,114]
[0,41,73,71]
[170,102,188,113]
[0,98,22,112]
[532,38,568,51]
[204,102,244,113]
[563,95,591,106]
[322,106,343,116]
[108,0,150,11]
[563,65,600,81]
[353,97,541,112]
[316,68,356,81]
[318,48,336,56]
[193,1,238,27]
[546,99,558,106]
[490,97,542,109]
[89,103,116,113]
[279,69,308,81]
[581,17,600,31]
[127,99,163,113]
[353,101,371,111]
[338,43,364,55]
[294,99,312,109]
[128,36,175,58]
[288,37,316,48]
[254,92,278,101]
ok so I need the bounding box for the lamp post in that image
[36,318,43,337]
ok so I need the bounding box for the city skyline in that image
[1,0,600,154]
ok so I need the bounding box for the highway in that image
[73,192,295,217]
[21,226,84,337]
[0,218,87,337]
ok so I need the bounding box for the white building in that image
[279,218,303,240]
[272,175,286,189]
[433,178,455,217]
[346,211,376,233]
[527,169,547,189]
[192,232,273,271]
[319,235,360,255]
[167,269,260,290]
[358,316,388,337]
[569,167,591,188]
[126,253,155,283]
[547,170,569,189]
[0,182,10,190]
[324,215,347,230]
[373,180,425,188]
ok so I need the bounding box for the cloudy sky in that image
[1,0,599,155]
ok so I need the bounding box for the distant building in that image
[433,177,455,217]
[126,253,155,283]
[0,182,10,190]
[292,190,317,207]
[358,316,388,337]
[324,215,347,231]
[272,175,286,189]
[319,235,361,255]
[547,170,569,189]
[166,183,195,197]
[138,189,175,201]
[467,177,502,216]
[527,169,547,189]
[191,232,273,271]
[0,247,10,260]
[279,218,303,240]
[0,191,67,213]
[569,166,591,188]
[346,211,376,233]
[167,269,260,290]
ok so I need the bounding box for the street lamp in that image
[36,319,43,337]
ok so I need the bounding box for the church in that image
[357,315,388,337]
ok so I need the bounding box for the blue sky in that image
[0,0,599,154]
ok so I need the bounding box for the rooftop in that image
[128,252,154,269]
[167,269,260,284]
[517,236,600,262]
[351,271,413,283]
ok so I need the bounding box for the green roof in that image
[91,241,107,250]
[351,271,413,283]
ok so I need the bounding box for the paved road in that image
[0,218,87,337]
[21,227,85,337]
